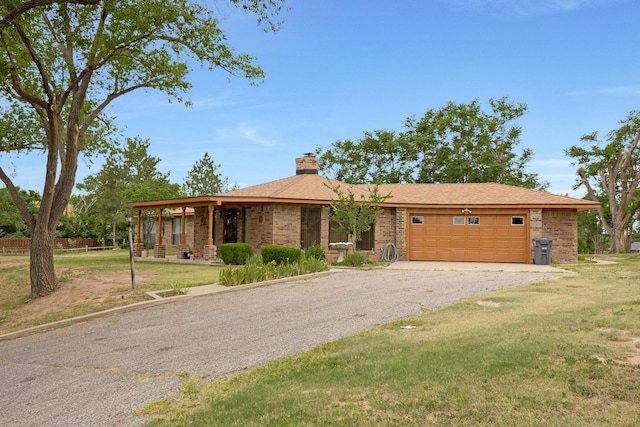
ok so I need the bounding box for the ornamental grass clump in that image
[219,255,329,286]
[336,252,372,267]
[304,244,325,261]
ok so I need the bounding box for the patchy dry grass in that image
[0,250,221,334]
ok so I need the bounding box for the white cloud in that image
[216,124,277,147]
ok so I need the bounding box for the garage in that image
[408,210,529,263]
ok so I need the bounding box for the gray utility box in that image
[534,238,552,265]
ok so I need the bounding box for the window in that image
[512,217,524,225]
[453,216,465,225]
[328,219,375,251]
[468,216,480,225]
[411,216,424,224]
[357,227,375,251]
[172,218,182,245]
[300,207,321,249]
[329,219,348,245]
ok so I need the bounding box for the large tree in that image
[77,136,182,245]
[565,111,640,253]
[183,151,229,197]
[317,97,547,190]
[0,0,286,298]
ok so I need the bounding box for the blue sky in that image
[5,0,640,197]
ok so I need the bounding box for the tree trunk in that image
[609,227,627,253]
[29,223,59,298]
[112,218,117,247]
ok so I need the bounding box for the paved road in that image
[0,267,566,426]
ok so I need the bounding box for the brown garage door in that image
[408,211,529,263]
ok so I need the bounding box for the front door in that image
[224,209,239,243]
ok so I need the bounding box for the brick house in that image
[127,155,599,264]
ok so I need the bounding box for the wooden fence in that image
[0,238,102,253]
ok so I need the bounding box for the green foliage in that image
[0,0,286,298]
[219,243,254,265]
[219,256,329,286]
[323,180,391,244]
[304,243,325,261]
[336,252,372,267]
[56,212,105,240]
[183,152,229,197]
[260,245,303,265]
[77,136,185,245]
[0,187,39,237]
[565,110,640,252]
[577,208,609,254]
[317,97,547,190]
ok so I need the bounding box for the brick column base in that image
[203,245,218,261]
[176,245,190,260]
[133,243,143,257]
[154,244,166,258]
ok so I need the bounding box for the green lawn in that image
[0,250,222,334]
[142,255,640,426]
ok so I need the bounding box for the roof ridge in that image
[270,174,310,197]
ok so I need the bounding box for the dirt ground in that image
[1,268,155,334]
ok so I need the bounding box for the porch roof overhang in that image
[125,196,331,211]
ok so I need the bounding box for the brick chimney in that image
[295,153,319,175]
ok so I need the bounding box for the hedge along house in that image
[126,155,600,264]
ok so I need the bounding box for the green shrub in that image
[337,252,372,267]
[219,243,254,265]
[261,245,303,265]
[304,244,325,261]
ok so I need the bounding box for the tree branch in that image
[41,8,76,80]
[79,82,151,135]
[12,22,55,106]
[0,0,100,30]
[0,166,36,232]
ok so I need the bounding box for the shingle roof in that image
[218,173,599,210]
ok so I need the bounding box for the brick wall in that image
[541,209,578,263]
[395,208,407,260]
[246,206,275,251]
[193,207,209,255]
[372,208,396,260]
[273,205,301,247]
[529,209,543,262]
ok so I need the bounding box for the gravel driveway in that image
[0,267,566,426]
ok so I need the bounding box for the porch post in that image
[180,207,186,245]
[204,204,218,261]
[156,209,163,245]
[133,209,143,257]
[207,205,214,246]
[176,206,190,260]
[136,210,142,244]
[154,208,166,258]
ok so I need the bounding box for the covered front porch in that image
[126,196,317,262]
